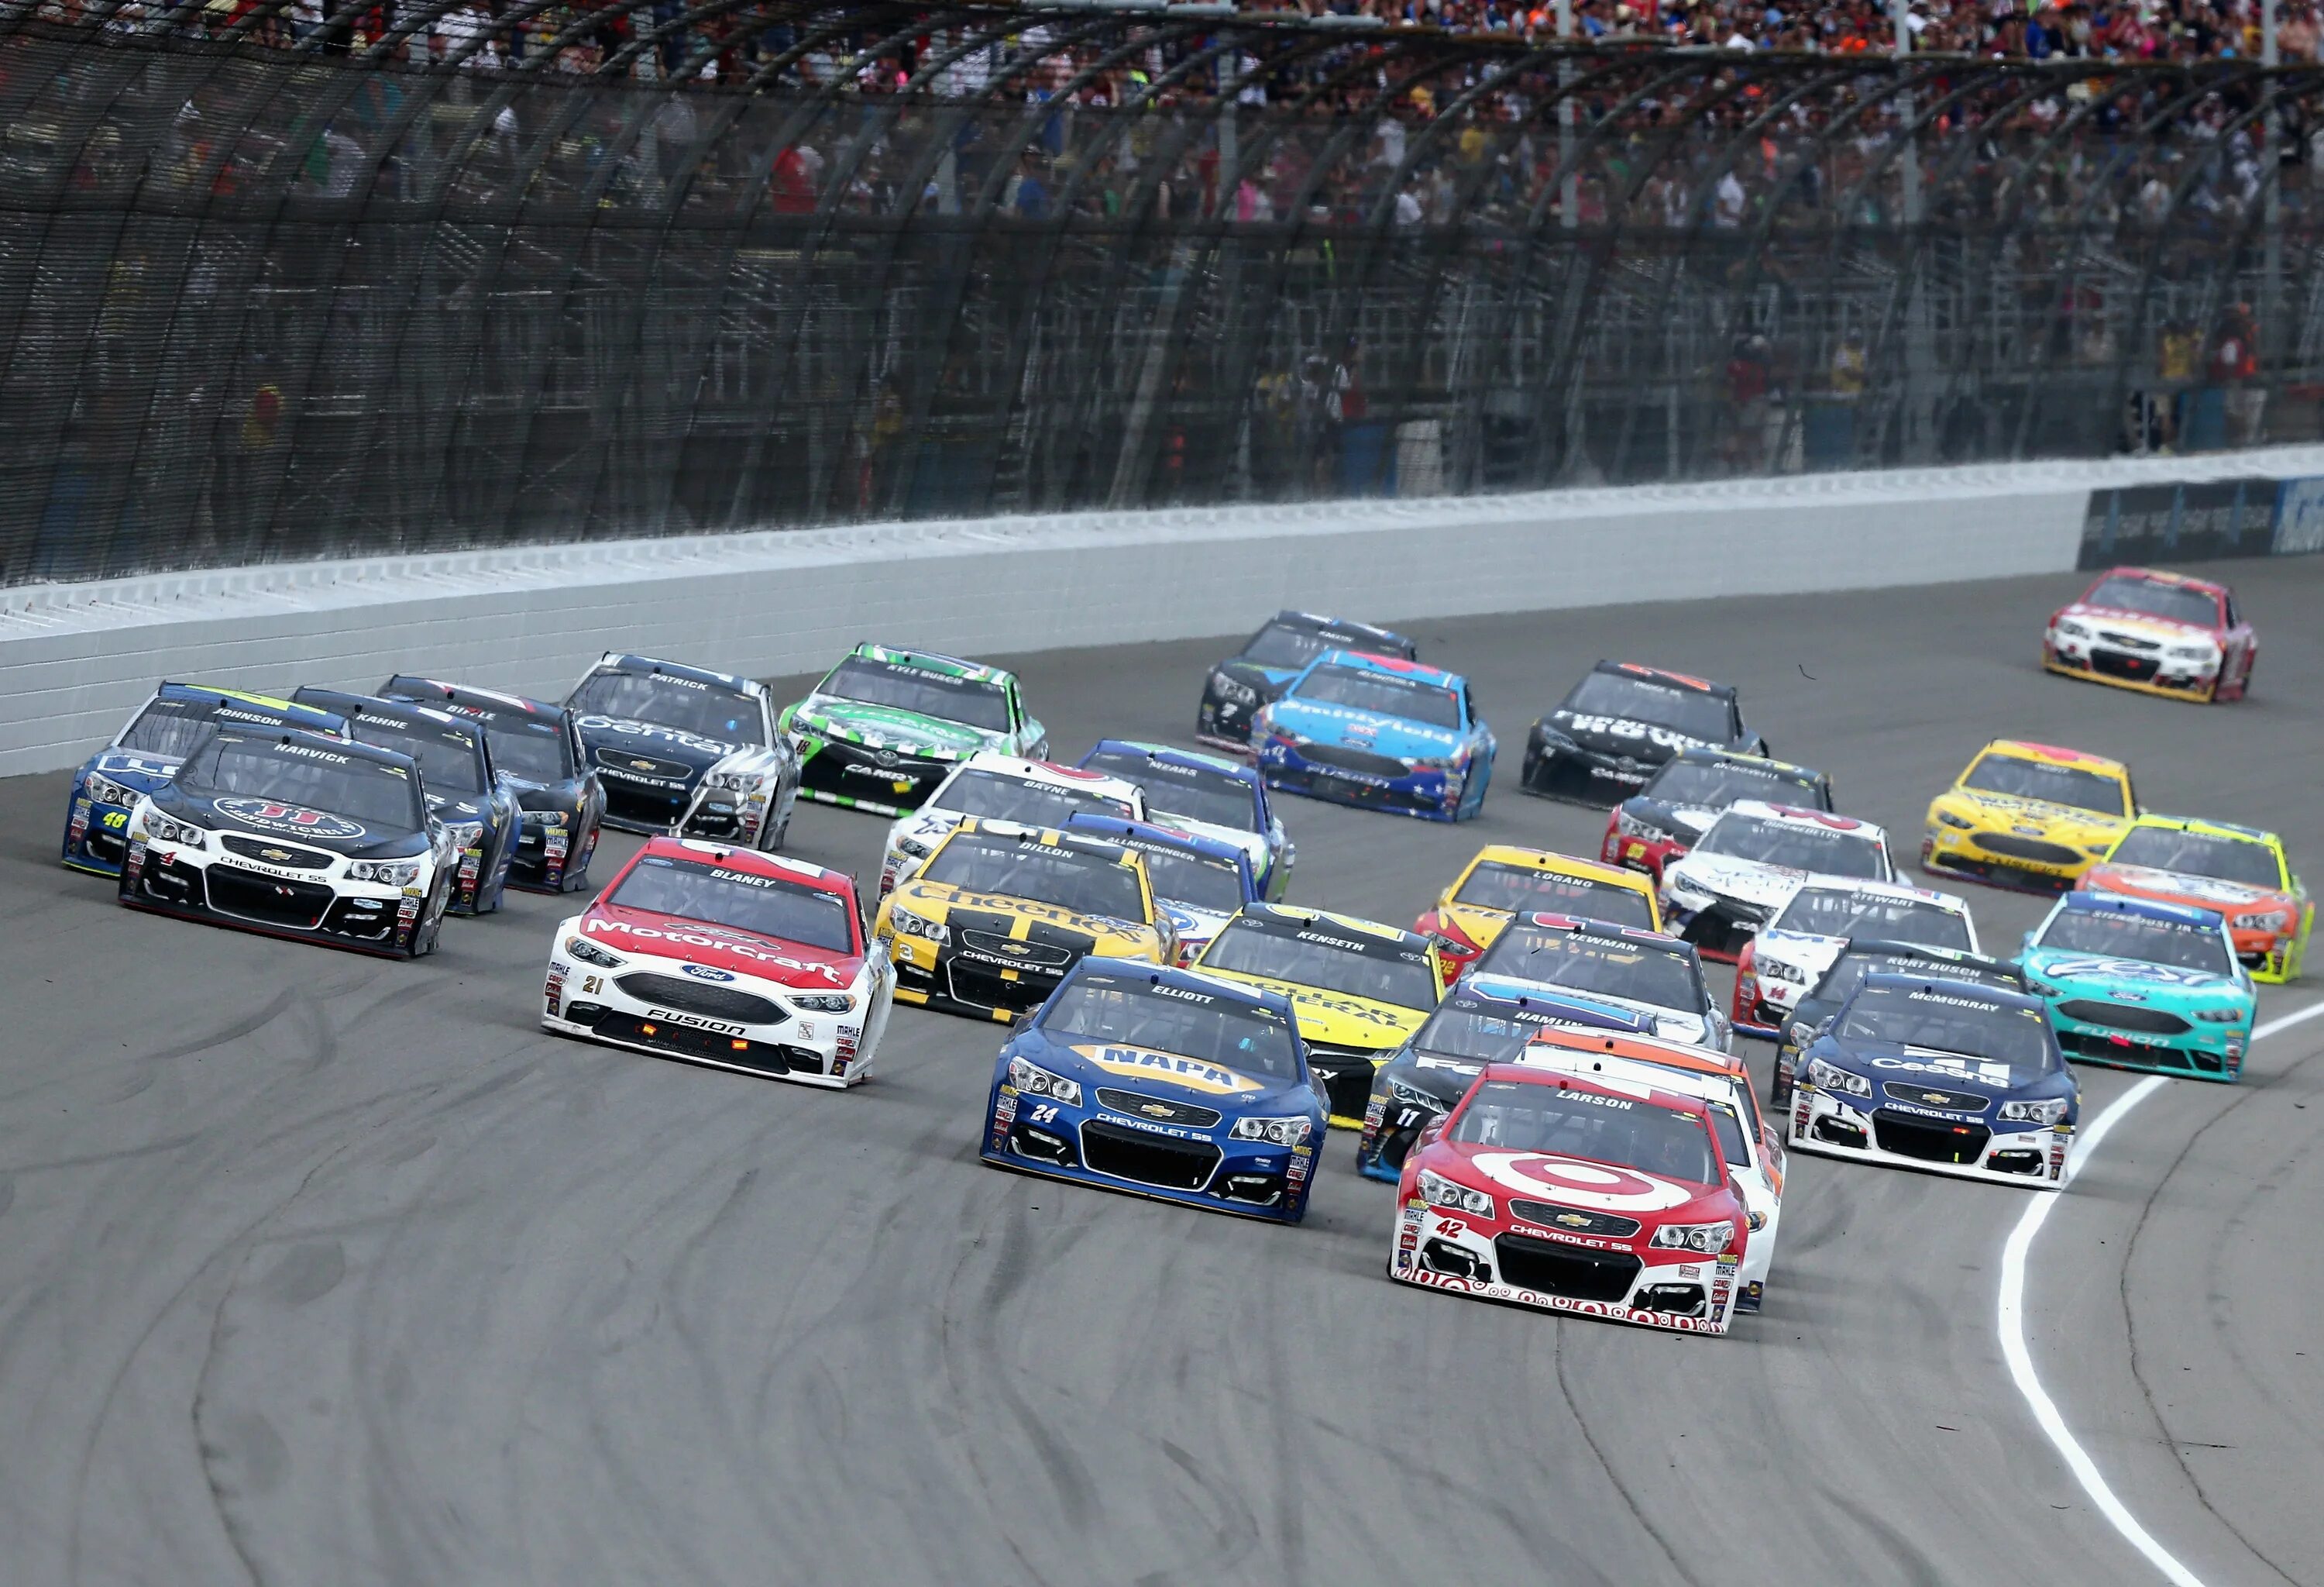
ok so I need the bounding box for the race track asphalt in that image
[2,557,2319,1587]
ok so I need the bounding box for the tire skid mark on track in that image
[1820,1485,1949,1587]
[1551,1327,1705,1587]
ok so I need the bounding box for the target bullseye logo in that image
[1470,1152,1692,1212]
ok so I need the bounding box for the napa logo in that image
[1073,1044,1263,1096]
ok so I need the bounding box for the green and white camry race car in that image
[780,644,1049,817]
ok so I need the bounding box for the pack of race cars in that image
[62,569,2309,1342]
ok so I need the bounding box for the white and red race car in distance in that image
[1390,1062,1751,1335]
[1658,801,1895,961]
[1732,876,1980,1038]
[877,752,1144,896]
[2043,565,2255,703]
[543,837,892,1088]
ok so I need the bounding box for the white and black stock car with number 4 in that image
[119,725,457,959]
[566,653,801,848]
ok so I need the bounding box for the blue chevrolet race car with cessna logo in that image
[565,653,802,849]
[2017,890,2256,1082]
[1251,649,1496,821]
[980,958,1328,1222]
[61,683,349,878]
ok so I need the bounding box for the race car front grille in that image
[1078,1121,1220,1189]
[1880,1082,1992,1111]
[588,1011,816,1074]
[601,782,692,829]
[1525,748,1636,803]
[947,959,1063,1014]
[1297,744,1413,780]
[798,740,948,806]
[2055,1030,2222,1072]
[1490,1234,1642,1303]
[218,834,335,869]
[2095,630,2161,651]
[84,828,126,866]
[1871,1108,1992,1164]
[2090,650,2163,683]
[593,748,696,781]
[1969,832,2085,868]
[204,866,336,931]
[2054,999,2191,1035]
[1508,1200,1641,1238]
[614,973,784,1025]
[1095,1089,1223,1129]
[1678,897,1768,957]
[957,929,1074,968]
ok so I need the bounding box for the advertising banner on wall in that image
[2076,478,2281,570]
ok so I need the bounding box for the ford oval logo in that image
[681,963,736,982]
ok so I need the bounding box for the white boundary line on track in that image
[1999,997,2324,1586]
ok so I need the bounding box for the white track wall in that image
[5,447,2322,777]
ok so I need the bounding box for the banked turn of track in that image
[2,562,2319,1587]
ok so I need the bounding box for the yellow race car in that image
[2085,815,2312,983]
[1922,739,2136,891]
[1413,845,1662,987]
[1189,901,1444,1127]
[874,818,1171,1021]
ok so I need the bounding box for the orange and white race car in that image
[2083,814,2311,983]
[2043,566,2255,703]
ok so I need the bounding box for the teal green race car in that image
[779,645,1050,816]
[2018,890,2255,1082]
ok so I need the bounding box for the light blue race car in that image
[2019,891,2256,1082]
[1251,649,1496,822]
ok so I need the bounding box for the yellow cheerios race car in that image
[1922,738,2136,892]
[1413,844,1662,988]
[874,818,1171,1022]
[2085,814,2312,984]
[1189,901,1444,1128]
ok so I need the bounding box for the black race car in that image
[564,652,800,849]
[1521,660,1767,805]
[1769,938,2027,1105]
[1197,610,1416,752]
[293,688,521,915]
[380,676,606,893]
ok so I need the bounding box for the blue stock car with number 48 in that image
[1251,649,1496,822]
[981,958,1327,1223]
[2019,890,2256,1082]
[62,683,349,878]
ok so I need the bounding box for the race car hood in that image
[2083,865,2290,921]
[2020,946,2246,1003]
[1215,657,1301,697]
[1536,708,1716,764]
[1189,967,1428,1055]
[1026,1032,1302,1106]
[789,697,997,758]
[2060,604,2219,648]
[1811,1038,2064,1103]
[84,749,186,794]
[1154,814,1273,877]
[889,877,1163,957]
[1626,797,1722,840]
[577,715,777,793]
[1435,900,1519,955]
[575,904,859,989]
[1267,697,1465,760]
[1435,1141,1738,1227]
[423,790,495,826]
[1930,788,2129,851]
[158,784,429,859]
[1666,853,1806,910]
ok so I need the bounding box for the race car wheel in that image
[562,824,602,892]
[756,804,791,854]
[411,882,449,959]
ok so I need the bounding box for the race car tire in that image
[755,804,791,854]
[562,824,602,892]
[410,880,449,959]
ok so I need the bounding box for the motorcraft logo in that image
[585,917,846,984]
[214,798,366,840]
[681,963,737,982]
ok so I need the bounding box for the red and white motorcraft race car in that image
[543,837,892,1088]
[2042,566,2255,703]
[1390,1062,1749,1335]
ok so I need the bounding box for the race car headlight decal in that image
[349,859,424,886]
[84,771,139,807]
[1759,958,1807,985]
[1937,811,1975,830]
[791,993,856,1014]
[1229,1114,1312,1146]
[1746,1210,1767,1232]
[1649,1220,1735,1253]
[520,807,568,826]
[1388,1077,1449,1110]
[1006,1056,1082,1107]
[1807,1059,1871,1097]
[704,770,756,792]
[891,907,949,944]
[2167,644,2217,663]
[1211,670,1260,705]
[2239,909,2293,934]
[2192,1006,2247,1024]
[2025,977,2059,997]
[1418,1169,1494,1219]
[2057,619,2092,640]
[565,935,626,969]
[445,822,485,852]
[1998,1096,2070,1125]
[895,836,933,860]
[1425,929,1475,959]
[138,810,209,849]
[1614,808,1665,841]
[1404,752,1456,772]
[1664,882,1714,911]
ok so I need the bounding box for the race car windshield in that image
[1080,750,1260,831]
[1039,973,1301,1082]
[119,697,277,760]
[480,720,574,783]
[1455,862,1656,928]
[816,656,1012,733]
[1474,925,1705,1016]
[1200,917,1439,1010]
[1126,845,1247,914]
[1705,1098,1752,1167]
[608,855,856,952]
[1643,758,1818,809]
[1291,665,1462,729]
[176,740,424,831]
[1413,999,1568,1062]
[919,833,1147,924]
[2083,575,2219,628]
[1239,621,1411,670]
[1810,952,2019,1010]
[1449,1080,1719,1186]
[931,769,1136,825]
[1692,814,1887,880]
[1773,886,1972,950]
[346,718,487,797]
[2107,827,2283,889]
[1559,672,1734,742]
[1836,986,2059,1079]
[2037,910,2231,976]
[1959,753,2126,817]
[570,672,765,746]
